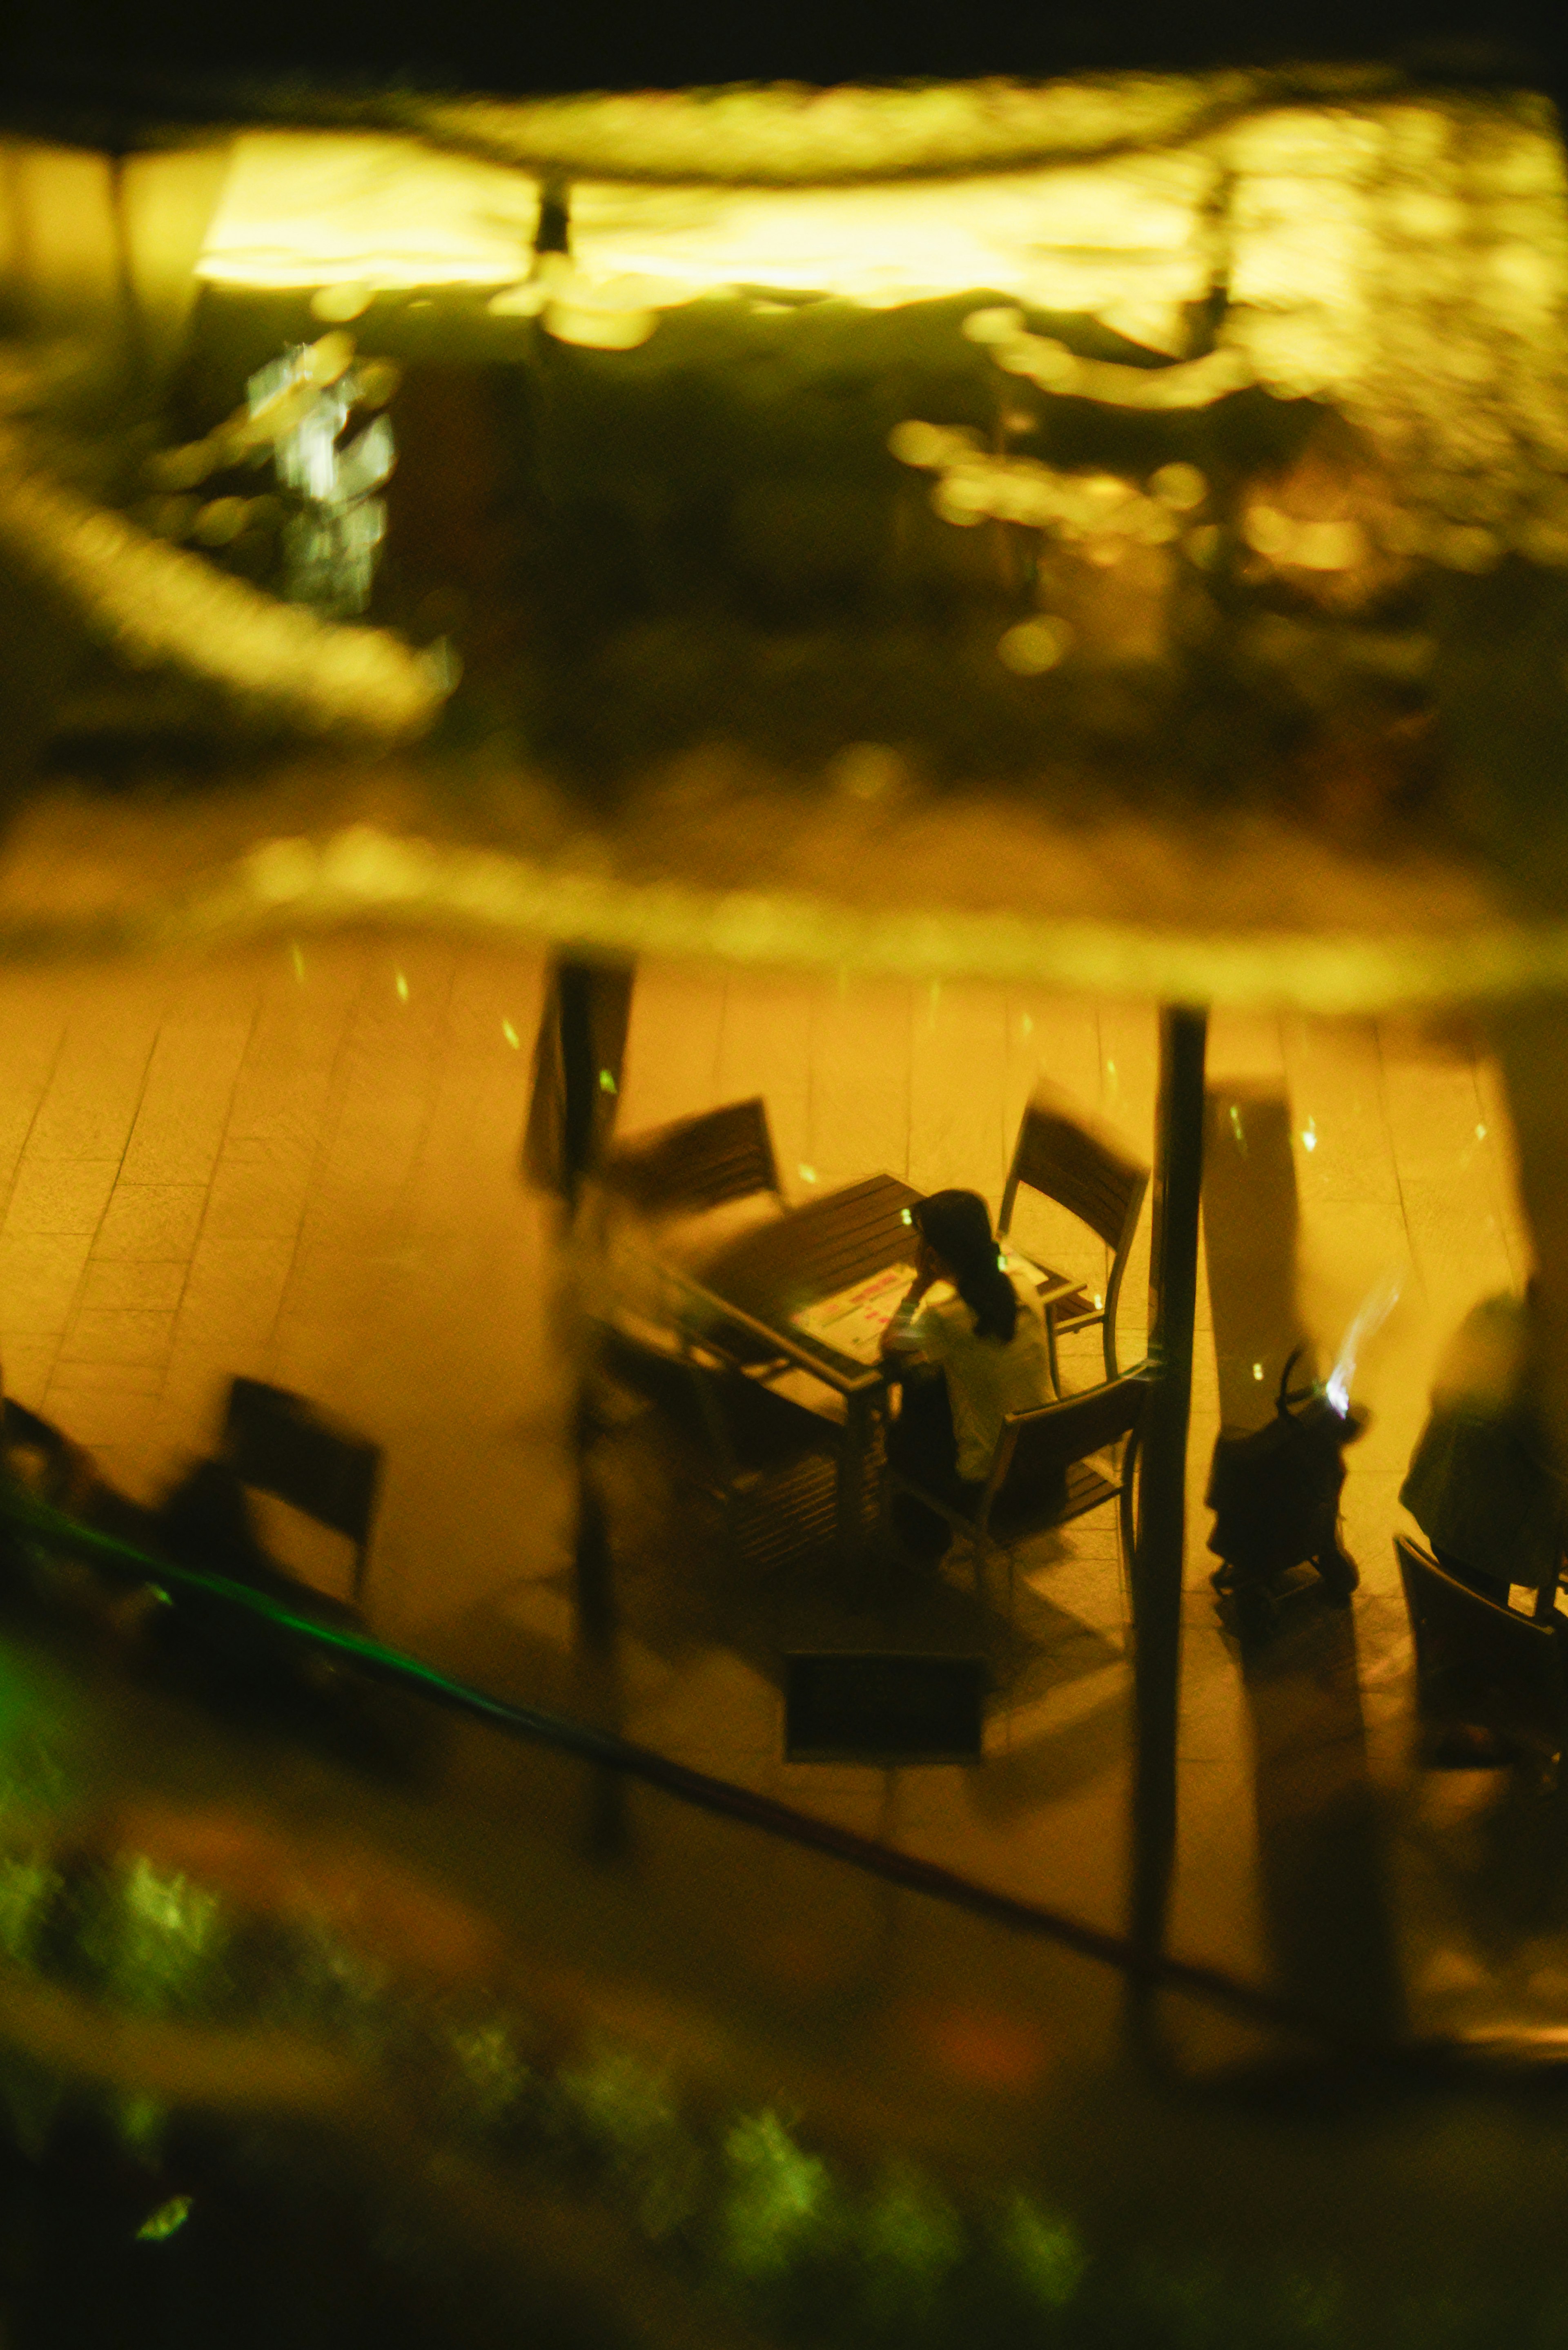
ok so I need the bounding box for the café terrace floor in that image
[0,928,1552,2050]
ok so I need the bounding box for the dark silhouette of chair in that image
[1,1397,96,1513]
[688,1346,854,1574]
[218,1378,381,1610]
[998,1099,1149,1386]
[888,1366,1149,1616]
[606,1322,849,1574]
[597,1097,789,1374]
[601,1097,785,1223]
[1395,1532,1568,1778]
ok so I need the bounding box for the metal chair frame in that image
[888,1365,1149,1618]
[219,1378,381,1610]
[600,1096,786,1222]
[678,1331,854,1575]
[1394,1531,1568,1777]
[998,1101,1149,1386]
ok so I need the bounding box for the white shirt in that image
[891,1268,1056,1482]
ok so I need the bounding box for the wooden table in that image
[672,1174,922,1571]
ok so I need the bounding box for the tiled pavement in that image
[0,934,1548,2038]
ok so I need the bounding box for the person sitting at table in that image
[1401,1280,1568,1766]
[1401,1280,1566,1611]
[879,1189,1057,1565]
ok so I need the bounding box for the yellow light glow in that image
[196,129,1218,316]
[488,253,701,343]
[311,282,374,322]
[990,332,1252,408]
[418,75,1243,187]
[0,422,446,739]
[183,93,1568,550]
[998,617,1073,675]
[197,133,541,289]
[48,83,1568,627]
[543,301,659,351]
[568,156,1215,310]
[896,430,1176,558]
[1149,463,1208,511]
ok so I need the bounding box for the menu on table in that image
[790,1262,913,1365]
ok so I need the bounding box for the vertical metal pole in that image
[1130,1004,1208,1974]
[556,961,600,1212]
[558,963,615,1652]
[555,958,627,1851]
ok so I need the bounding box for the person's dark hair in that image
[913,1190,1018,1344]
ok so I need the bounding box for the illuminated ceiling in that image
[196,132,543,290]
[191,87,1568,507]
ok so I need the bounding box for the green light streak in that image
[136,2195,191,2242]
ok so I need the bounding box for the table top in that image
[686,1173,921,1391]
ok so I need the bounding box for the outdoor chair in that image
[888,1365,1149,1618]
[668,1333,855,1575]
[600,1096,786,1226]
[596,1096,790,1372]
[146,1380,381,1716]
[217,1377,382,1610]
[1394,1532,1568,1781]
[998,1099,1149,1387]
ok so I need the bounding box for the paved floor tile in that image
[3,1158,119,1236]
[75,1259,188,1313]
[0,1231,93,1333]
[58,1307,178,1368]
[120,1017,255,1187]
[22,986,169,1164]
[93,1183,209,1261]
[0,1335,60,1408]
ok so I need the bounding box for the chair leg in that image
[1045,1309,1062,1396]
[971,1534,1006,1611]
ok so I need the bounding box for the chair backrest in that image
[602,1097,780,1219]
[1001,1099,1148,1254]
[220,1379,381,1557]
[987,1367,1150,1512]
[1394,1533,1566,1751]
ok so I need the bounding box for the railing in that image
[0,1480,1514,2078]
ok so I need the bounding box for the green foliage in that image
[719,2108,842,2283]
[554,2039,707,2242]
[996,2191,1087,2314]
[0,1857,60,1968]
[854,2163,967,2334]
[136,2194,192,2241]
[77,1859,225,2018]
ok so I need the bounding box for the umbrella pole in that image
[1130,1005,1208,1981]
[555,957,633,1851]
